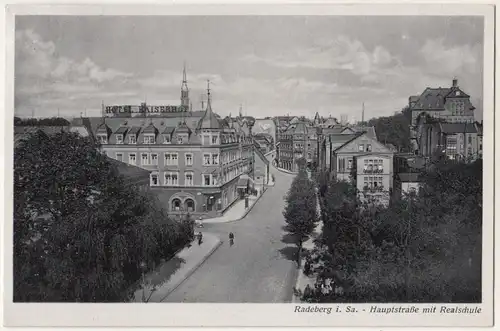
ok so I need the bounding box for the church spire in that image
[181,62,190,111]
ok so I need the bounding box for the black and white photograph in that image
[3,3,495,328]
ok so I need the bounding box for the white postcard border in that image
[1,2,495,328]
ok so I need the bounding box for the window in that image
[129,153,136,165]
[203,135,210,145]
[212,153,219,165]
[171,173,178,186]
[144,134,155,144]
[97,134,108,144]
[165,153,178,166]
[204,154,211,165]
[347,159,352,169]
[468,136,472,144]
[150,173,159,186]
[185,153,193,166]
[203,174,211,186]
[366,144,372,152]
[185,173,193,186]
[164,173,171,185]
[116,134,123,144]
[151,153,158,165]
[212,135,218,145]
[129,135,136,144]
[163,135,171,144]
[358,144,364,152]
[116,153,123,162]
[177,136,183,144]
[141,153,149,165]
[211,175,218,186]
[480,144,483,151]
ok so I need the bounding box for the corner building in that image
[83,79,254,218]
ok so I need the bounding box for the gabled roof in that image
[412,87,450,111]
[162,126,176,134]
[128,126,141,135]
[96,123,112,135]
[292,122,308,134]
[174,121,192,135]
[142,123,158,134]
[331,132,365,152]
[115,127,128,134]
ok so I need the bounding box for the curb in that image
[158,237,223,302]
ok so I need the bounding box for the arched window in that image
[171,198,181,211]
[185,199,195,212]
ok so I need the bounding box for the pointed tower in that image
[181,62,190,112]
[239,104,243,118]
[196,80,221,131]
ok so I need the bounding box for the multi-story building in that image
[275,121,314,171]
[76,76,255,218]
[416,121,483,161]
[392,153,427,200]
[253,133,274,154]
[409,78,477,155]
[329,132,395,204]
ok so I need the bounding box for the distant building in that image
[253,133,274,154]
[392,153,427,199]
[252,118,277,146]
[275,121,315,171]
[409,78,477,157]
[416,121,482,161]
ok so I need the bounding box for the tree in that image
[302,158,482,303]
[283,169,318,266]
[14,117,70,126]
[366,107,411,152]
[14,131,188,302]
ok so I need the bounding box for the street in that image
[164,158,298,302]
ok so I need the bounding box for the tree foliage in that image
[14,116,71,126]
[14,131,190,302]
[283,167,318,265]
[365,107,412,152]
[302,160,482,303]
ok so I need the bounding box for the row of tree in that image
[282,157,318,266]
[14,116,71,127]
[300,158,482,303]
[14,131,193,302]
[359,106,412,153]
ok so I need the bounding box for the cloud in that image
[15,29,135,116]
[420,39,481,77]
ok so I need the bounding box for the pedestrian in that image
[229,232,234,246]
[198,232,203,245]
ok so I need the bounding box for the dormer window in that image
[177,136,183,144]
[116,134,123,144]
[97,134,108,144]
[144,134,155,144]
[129,135,137,144]
[163,135,171,144]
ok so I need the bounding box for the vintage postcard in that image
[2,2,495,328]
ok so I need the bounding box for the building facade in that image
[78,76,256,218]
[409,78,477,156]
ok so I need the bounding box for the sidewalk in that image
[132,233,222,302]
[202,194,261,224]
[292,170,323,303]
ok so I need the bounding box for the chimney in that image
[452,78,458,88]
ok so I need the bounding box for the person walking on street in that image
[198,232,203,245]
[229,232,234,246]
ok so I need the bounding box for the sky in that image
[15,15,484,121]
